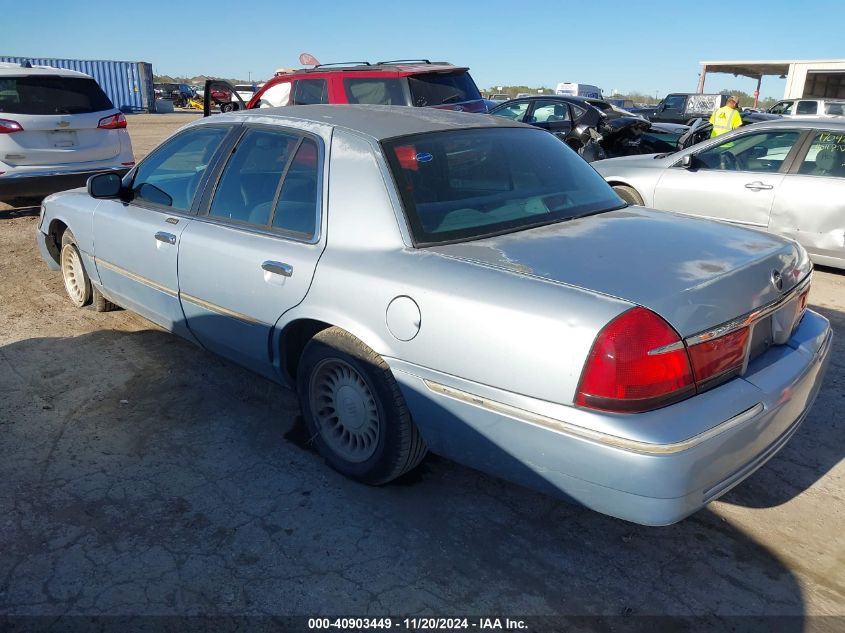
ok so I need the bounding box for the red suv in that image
[204,60,487,115]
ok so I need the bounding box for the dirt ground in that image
[0,114,843,628]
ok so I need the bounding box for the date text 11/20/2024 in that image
[308,618,528,630]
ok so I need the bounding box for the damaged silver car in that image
[594,119,845,269]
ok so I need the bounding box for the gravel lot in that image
[0,114,843,627]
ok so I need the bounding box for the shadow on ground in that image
[2,317,833,626]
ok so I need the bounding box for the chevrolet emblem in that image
[57,121,70,128]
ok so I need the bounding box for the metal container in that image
[0,56,155,112]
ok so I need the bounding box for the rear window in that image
[384,127,623,246]
[824,102,845,116]
[0,75,114,115]
[343,78,408,105]
[407,71,481,107]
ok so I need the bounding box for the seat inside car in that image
[811,147,845,177]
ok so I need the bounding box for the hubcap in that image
[309,358,380,463]
[61,244,87,306]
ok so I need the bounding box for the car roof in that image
[0,62,92,79]
[745,118,845,131]
[209,104,528,140]
[290,61,464,76]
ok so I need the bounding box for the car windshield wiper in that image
[440,93,463,104]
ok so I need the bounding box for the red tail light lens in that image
[687,327,749,389]
[97,113,127,129]
[0,119,23,133]
[576,307,695,413]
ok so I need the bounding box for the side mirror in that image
[681,154,696,169]
[87,172,123,199]
[658,102,667,111]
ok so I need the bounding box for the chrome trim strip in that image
[179,292,264,326]
[648,341,686,356]
[1,167,127,179]
[95,258,177,297]
[686,273,812,346]
[423,379,765,456]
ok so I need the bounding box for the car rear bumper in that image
[0,167,129,200]
[388,310,832,525]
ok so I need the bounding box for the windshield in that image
[384,127,624,246]
[0,76,113,115]
[407,71,481,107]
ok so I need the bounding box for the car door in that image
[177,125,326,378]
[652,128,804,228]
[489,100,531,122]
[527,99,574,142]
[654,94,686,123]
[770,129,845,266]
[93,125,232,333]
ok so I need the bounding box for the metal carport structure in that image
[697,59,845,106]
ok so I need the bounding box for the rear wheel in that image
[297,327,427,485]
[612,184,644,206]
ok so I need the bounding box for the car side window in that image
[491,101,529,121]
[256,81,291,107]
[663,95,685,110]
[570,103,587,122]
[209,128,300,226]
[131,126,229,211]
[292,79,328,105]
[797,101,818,115]
[695,131,801,173]
[531,101,571,123]
[797,131,845,177]
[271,138,320,238]
[770,101,793,115]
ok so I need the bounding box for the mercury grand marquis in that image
[36,105,832,525]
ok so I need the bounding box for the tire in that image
[60,231,92,308]
[220,102,235,113]
[612,184,644,206]
[297,327,427,485]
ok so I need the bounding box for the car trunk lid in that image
[428,207,811,338]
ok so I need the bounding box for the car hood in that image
[429,207,810,337]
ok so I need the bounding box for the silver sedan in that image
[593,119,845,269]
[36,106,831,525]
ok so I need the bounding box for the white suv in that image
[0,62,135,204]
[768,98,845,118]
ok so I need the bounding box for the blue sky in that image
[3,0,843,99]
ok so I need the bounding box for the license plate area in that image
[51,130,78,148]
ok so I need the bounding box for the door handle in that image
[155,231,177,245]
[261,261,293,277]
[745,181,774,191]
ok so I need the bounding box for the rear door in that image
[770,129,845,265]
[93,125,232,333]
[653,128,804,227]
[0,74,121,166]
[177,125,326,377]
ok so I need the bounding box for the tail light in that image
[577,308,756,413]
[687,327,749,389]
[0,119,23,133]
[98,113,127,129]
[576,307,695,413]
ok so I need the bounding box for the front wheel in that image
[60,231,92,308]
[612,184,644,206]
[297,327,427,485]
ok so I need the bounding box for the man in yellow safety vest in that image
[710,96,742,138]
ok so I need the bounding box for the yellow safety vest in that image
[709,106,742,137]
